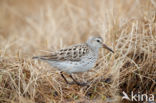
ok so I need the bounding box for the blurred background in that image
[0,0,155,103]
[1,0,155,56]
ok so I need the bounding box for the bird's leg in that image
[69,74,88,86]
[60,72,74,84]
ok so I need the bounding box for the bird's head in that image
[87,36,114,53]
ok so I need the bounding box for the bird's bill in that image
[103,44,114,53]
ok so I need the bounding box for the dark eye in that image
[97,40,100,42]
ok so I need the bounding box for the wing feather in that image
[33,43,89,61]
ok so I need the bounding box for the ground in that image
[0,0,155,103]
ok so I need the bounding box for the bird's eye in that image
[96,40,100,42]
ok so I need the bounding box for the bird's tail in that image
[32,56,40,59]
[32,56,50,60]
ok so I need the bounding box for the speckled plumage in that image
[35,43,89,61]
[33,36,114,74]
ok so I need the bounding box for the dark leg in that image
[60,72,74,84]
[69,74,88,86]
[60,71,69,84]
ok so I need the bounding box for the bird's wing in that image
[33,43,89,61]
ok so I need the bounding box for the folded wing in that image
[32,44,89,61]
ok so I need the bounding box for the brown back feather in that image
[36,43,89,61]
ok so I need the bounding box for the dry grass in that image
[0,0,156,103]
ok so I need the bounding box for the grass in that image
[0,0,156,103]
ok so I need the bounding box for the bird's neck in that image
[86,43,99,55]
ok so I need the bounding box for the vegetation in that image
[0,0,155,103]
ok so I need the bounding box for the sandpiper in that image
[33,36,114,86]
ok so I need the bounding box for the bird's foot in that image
[67,81,75,85]
[76,82,89,86]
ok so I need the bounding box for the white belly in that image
[48,56,97,74]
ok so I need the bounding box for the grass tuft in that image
[0,0,155,103]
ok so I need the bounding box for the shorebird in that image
[33,36,114,86]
